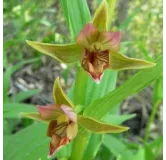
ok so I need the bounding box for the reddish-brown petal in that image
[47,120,57,137]
[48,134,61,157]
[48,135,69,158]
[101,31,122,51]
[77,23,98,48]
[37,104,62,120]
[81,49,109,83]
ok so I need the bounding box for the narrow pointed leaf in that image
[20,112,50,123]
[60,0,91,41]
[107,0,117,27]
[84,56,163,119]
[78,115,129,133]
[92,0,109,31]
[26,40,82,64]
[53,77,74,108]
[82,134,104,160]
[110,52,156,70]
[4,123,49,160]
[103,135,134,159]
[3,103,36,118]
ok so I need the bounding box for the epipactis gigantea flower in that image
[21,77,130,158]
[21,78,77,158]
[26,0,155,83]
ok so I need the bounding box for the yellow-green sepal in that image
[92,0,109,31]
[26,40,82,64]
[78,115,129,133]
[20,112,50,123]
[53,77,74,108]
[109,52,156,70]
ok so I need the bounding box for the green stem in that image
[144,100,161,142]
[74,67,89,105]
[70,130,90,160]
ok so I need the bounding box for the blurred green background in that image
[3,0,163,159]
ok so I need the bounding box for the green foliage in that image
[4,123,49,160]
[4,103,36,118]
[84,56,163,119]
[3,57,40,103]
[3,0,163,160]
[60,0,91,41]
[11,89,40,103]
[103,135,163,160]
[126,0,163,59]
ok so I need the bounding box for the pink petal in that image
[102,31,122,51]
[47,120,57,137]
[77,23,97,48]
[60,105,77,122]
[37,104,62,120]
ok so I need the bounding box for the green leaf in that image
[143,142,155,160]
[92,0,109,31]
[12,89,40,102]
[153,75,163,104]
[78,115,129,133]
[3,58,40,103]
[96,145,112,160]
[82,134,104,160]
[4,123,49,160]
[110,52,156,70]
[103,135,134,159]
[73,67,117,106]
[149,136,163,157]
[119,147,145,160]
[3,103,36,118]
[10,58,40,75]
[104,114,136,125]
[26,41,81,64]
[107,0,117,27]
[84,56,163,119]
[60,0,91,41]
[53,77,74,108]
[4,122,74,160]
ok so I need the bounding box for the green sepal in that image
[20,112,50,123]
[92,0,108,31]
[53,77,74,108]
[26,40,82,64]
[110,52,156,70]
[78,115,129,133]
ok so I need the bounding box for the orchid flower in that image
[26,0,155,83]
[21,78,77,158]
[21,77,129,158]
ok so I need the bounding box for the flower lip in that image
[88,72,104,84]
[48,136,69,158]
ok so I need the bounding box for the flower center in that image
[81,48,109,73]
